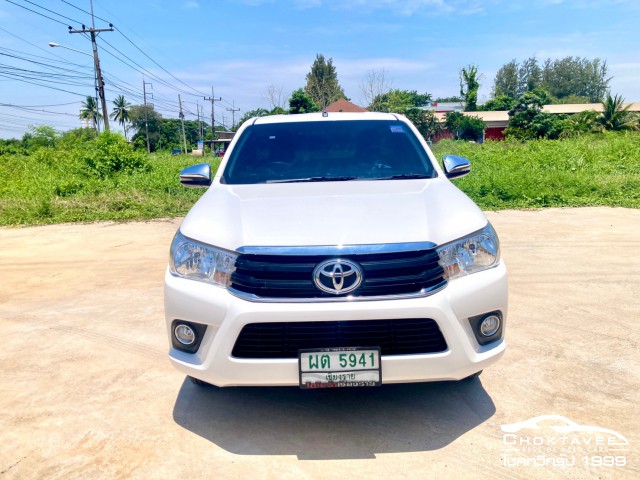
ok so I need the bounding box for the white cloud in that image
[183,1,199,8]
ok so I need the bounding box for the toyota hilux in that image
[164,111,507,389]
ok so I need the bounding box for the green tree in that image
[21,124,59,149]
[433,96,463,103]
[368,89,431,112]
[541,57,609,102]
[443,112,486,141]
[460,65,480,111]
[404,107,441,141]
[79,96,102,132]
[289,88,320,114]
[110,95,132,140]
[599,94,636,131]
[366,89,435,139]
[304,54,347,108]
[481,95,515,111]
[517,57,542,96]
[492,60,519,99]
[505,90,565,140]
[128,104,162,151]
[553,94,591,104]
[493,56,609,103]
[58,127,97,148]
[234,108,271,129]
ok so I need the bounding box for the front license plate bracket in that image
[298,347,382,389]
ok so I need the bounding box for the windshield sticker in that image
[390,125,404,133]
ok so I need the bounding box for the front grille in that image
[230,248,446,299]
[231,318,448,359]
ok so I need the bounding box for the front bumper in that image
[164,262,508,387]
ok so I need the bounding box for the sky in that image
[0,0,638,139]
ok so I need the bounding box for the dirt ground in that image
[0,207,638,480]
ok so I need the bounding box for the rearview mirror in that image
[179,163,212,188]
[442,155,471,179]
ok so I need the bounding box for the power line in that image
[96,37,193,97]
[0,46,93,73]
[59,0,110,24]
[0,27,92,71]
[0,101,80,107]
[0,72,86,95]
[18,0,82,25]
[1,104,78,115]
[0,53,94,78]
[5,0,73,27]
[115,27,207,97]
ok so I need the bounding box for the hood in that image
[179,179,487,251]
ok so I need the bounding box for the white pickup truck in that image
[164,112,507,389]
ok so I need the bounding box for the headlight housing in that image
[169,230,237,287]
[437,223,500,281]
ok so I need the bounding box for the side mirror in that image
[442,155,471,179]
[179,163,212,188]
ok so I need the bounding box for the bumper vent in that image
[231,318,448,359]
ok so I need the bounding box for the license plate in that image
[299,347,381,389]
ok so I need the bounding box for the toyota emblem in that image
[313,259,363,295]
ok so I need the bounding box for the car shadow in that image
[172,377,495,460]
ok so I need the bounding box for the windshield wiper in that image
[267,176,357,183]
[368,173,431,180]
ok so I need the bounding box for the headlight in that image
[169,230,237,287]
[437,223,500,281]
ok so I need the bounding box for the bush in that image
[80,132,149,178]
[444,112,486,141]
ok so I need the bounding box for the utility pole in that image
[178,94,188,154]
[142,78,152,153]
[204,87,221,153]
[69,0,113,131]
[197,103,202,141]
[227,100,240,130]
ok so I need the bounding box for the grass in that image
[0,150,220,226]
[431,132,640,209]
[0,131,638,226]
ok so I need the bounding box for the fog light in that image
[480,315,501,337]
[174,324,196,345]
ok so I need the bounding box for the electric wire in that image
[1,2,236,135]
[4,0,73,27]
[18,0,82,26]
[0,72,86,96]
[0,101,80,107]
[59,0,110,24]
[97,36,203,99]
[0,53,94,78]
[0,27,92,71]
[114,27,207,97]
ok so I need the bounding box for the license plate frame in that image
[298,347,382,389]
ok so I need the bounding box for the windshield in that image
[221,120,436,184]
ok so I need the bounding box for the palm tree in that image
[79,96,102,132]
[599,94,636,131]
[110,95,132,139]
